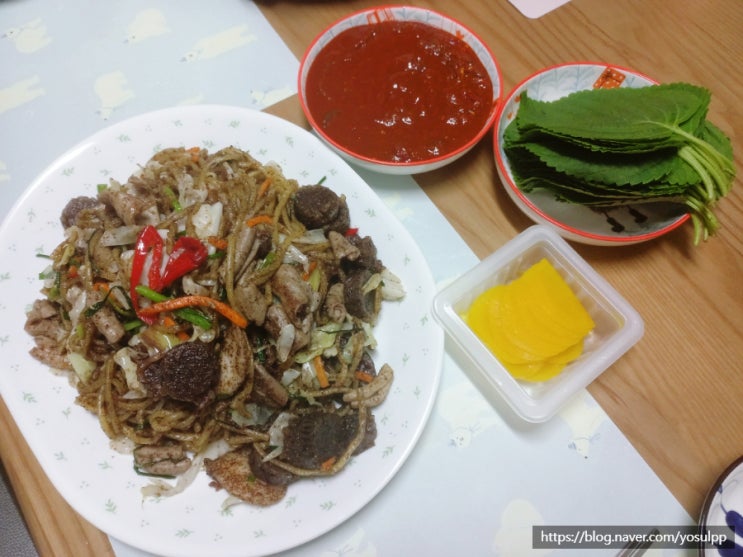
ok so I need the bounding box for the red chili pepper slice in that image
[129,226,207,324]
[130,225,164,323]
[160,236,208,288]
[344,227,359,237]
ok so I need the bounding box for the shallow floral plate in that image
[494,62,690,246]
[698,455,743,555]
[0,106,443,557]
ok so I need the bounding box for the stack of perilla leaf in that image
[502,83,735,244]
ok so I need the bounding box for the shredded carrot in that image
[246,214,273,228]
[187,146,201,163]
[93,281,110,292]
[162,316,177,328]
[68,265,79,279]
[313,355,330,388]
[354,370,375,383]
[176,330,190,342]
[257,177,272,198]
[138,295,248,328]
[320,456,337,472]
[302,260,317,280]
[207,236,228,250]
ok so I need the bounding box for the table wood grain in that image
[1,0,741,554]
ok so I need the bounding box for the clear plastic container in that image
[432,225,644,422]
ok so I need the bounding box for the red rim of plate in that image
[493,62,690,244]
[298,5,503,170]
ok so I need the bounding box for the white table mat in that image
[0,2,693,556]
[508,0,572,19]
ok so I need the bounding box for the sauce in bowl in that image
[304,20,494,163]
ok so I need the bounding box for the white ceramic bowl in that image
[432,225,644,422]
[298,6,502,174]
[494,63,690,246]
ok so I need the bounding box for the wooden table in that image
[1,0,741,554]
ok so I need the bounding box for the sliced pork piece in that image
[133,444,192,477]
[25,299,64,339]
[99,183,158,226]
[252,363,289,408]
[264,303,296,363]
[233,279,268,326]
[217,325,252,397]
[205,448,287,506]
[328,230,360,261]
[270,264,313,328]
[60,196,102,228]
[323,282,346,323]
[25,299,71,370]
[232,226,256,277]
[88,290,126,344]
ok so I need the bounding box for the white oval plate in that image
[0,105,443,557]
[494,63,689,246]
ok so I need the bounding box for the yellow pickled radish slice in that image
[505,340,584,381]
[503,259,594,359]
[519,259,595,339]
[500,278,573,360]
[465,284,544,364]
[462,258,595,383]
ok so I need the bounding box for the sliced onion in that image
[114,346,144,393]
[66,285,87,325]
[362,273,382,295]
[141,455,202,499]
[109,437,136,454]
[362,321,378,350]
[261,445,283,462]
[191,202,223,239]
[177,173,207,208]
[264,412,294,461]
[107,283,130,308]
[231,403,274,427]
[280,368,301,386]
[282,243,309,272]
[380,268,406,300]
[140,328,181,353]
[294,229,328,244]
[294,333,330,364]
[300,361,316,387]
[68,352,95,383]
[40,264,54,288]
[140,441,229,500]
[275,323,295,362]
[99,225,142,247]
[220,496,244,511]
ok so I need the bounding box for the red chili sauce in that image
[305,20,494,163]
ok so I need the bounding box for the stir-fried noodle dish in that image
[24,146,404,506]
